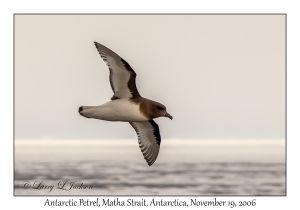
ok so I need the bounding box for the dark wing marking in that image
[129,120,161,166]
[94,42,140,99]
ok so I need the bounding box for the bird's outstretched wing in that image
[129,120,161,166]
[94,42,140,100]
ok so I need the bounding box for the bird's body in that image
[79,42,172,166]
[80,98,148,122]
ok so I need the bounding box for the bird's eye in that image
[157,106,164,110]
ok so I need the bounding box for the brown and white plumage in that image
[94,42,140,100]
[79,42,172,166]
[130,120,161,166]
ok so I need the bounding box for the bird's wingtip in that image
[147,161,154,167]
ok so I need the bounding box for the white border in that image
[2,0,299,209]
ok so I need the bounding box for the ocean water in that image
[14,139,285,196]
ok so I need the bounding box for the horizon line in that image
[15,138,285,147]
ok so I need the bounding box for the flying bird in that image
[79,42,173,166]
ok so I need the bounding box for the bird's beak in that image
[165,112,173,120]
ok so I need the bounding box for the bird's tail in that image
[78,106,95,118]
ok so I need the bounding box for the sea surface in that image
[14,139,285,196]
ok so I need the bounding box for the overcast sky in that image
[15,15,285,140]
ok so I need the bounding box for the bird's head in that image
[151,102,173,120]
